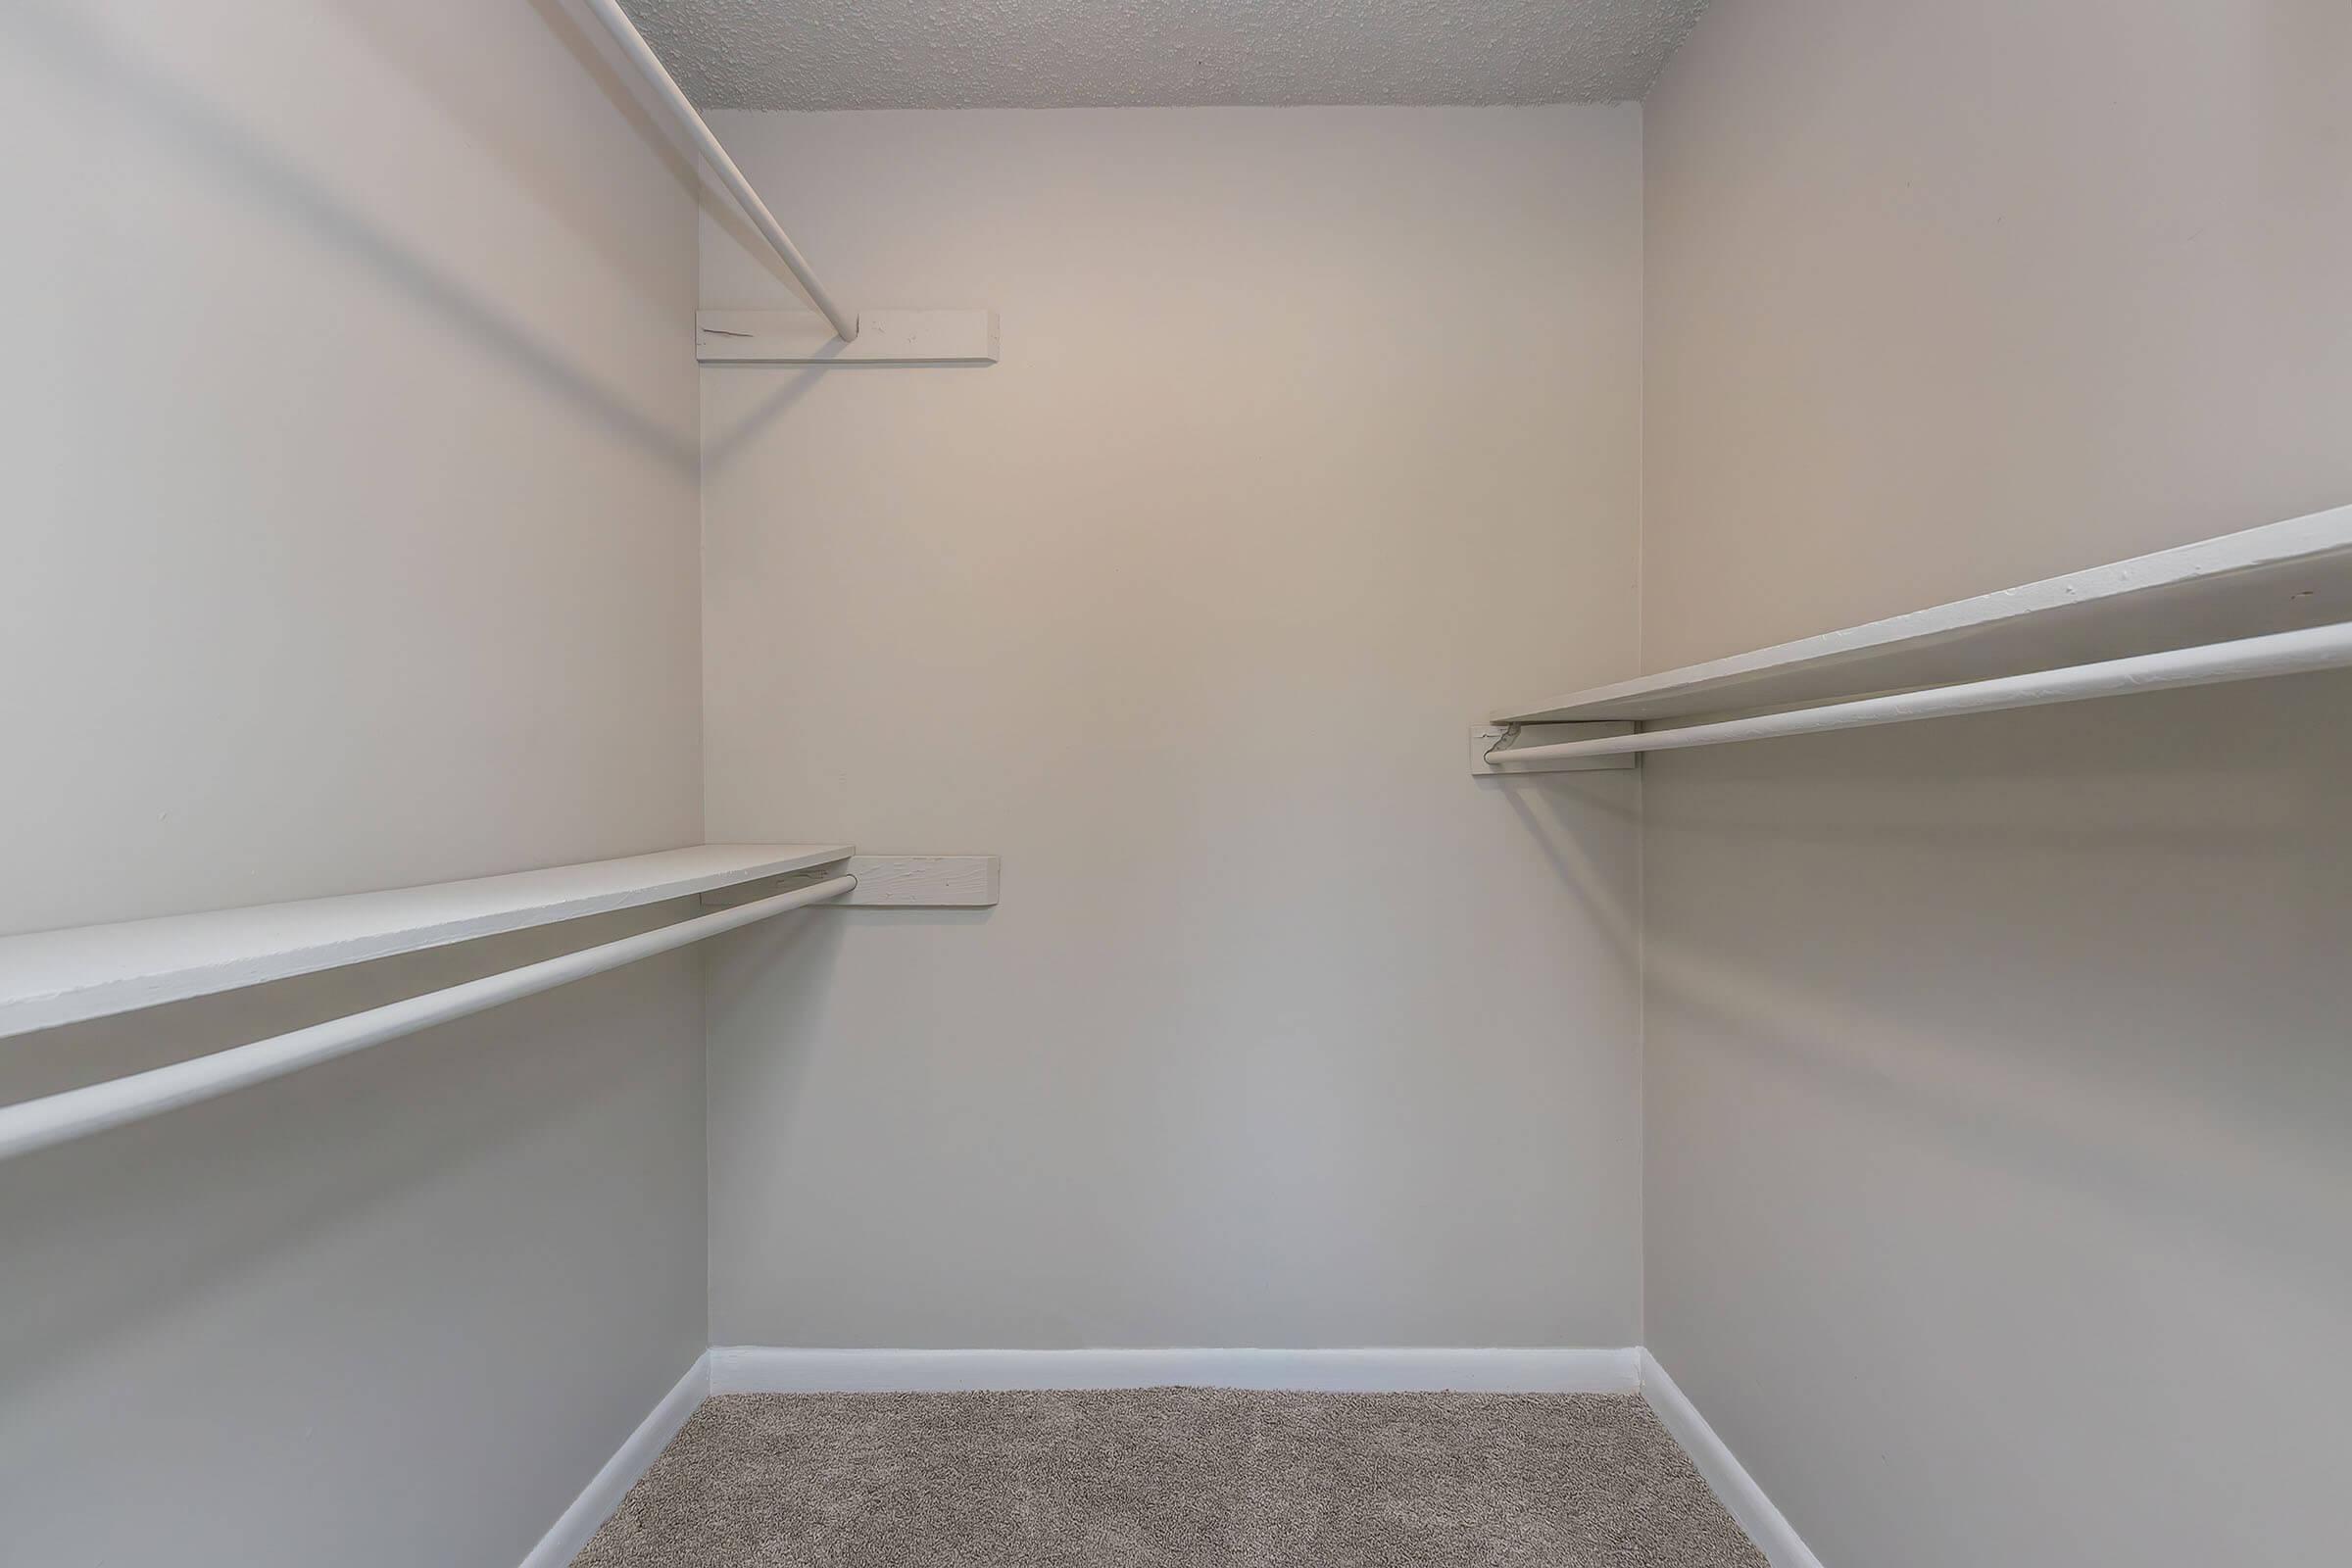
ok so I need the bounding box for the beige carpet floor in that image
[571,1387,1768,1567]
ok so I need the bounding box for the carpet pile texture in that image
[571,1386,1768,1566]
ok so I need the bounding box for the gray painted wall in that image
[0,3,710,1563]
[0,0,704,934]
[1640,2,2352,1565]
[696,107,1648,1350]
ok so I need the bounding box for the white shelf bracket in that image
[1470,723,1642,775]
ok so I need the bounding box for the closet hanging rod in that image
[579,0,858,343]
[1483,620,2352,766]
[0,874,856,1165]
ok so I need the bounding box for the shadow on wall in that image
[3,0,697,471]
[704,368,824,474]
[0,901,740,1409]
[330,0,697,305]
[698,904,1011,1141]
[504,0,835,323]
[702,360,1004,477]
[1638,673,2352,1317]
[1483,773,1642,969]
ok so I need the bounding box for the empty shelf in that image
[1494,504,2352,725]
[0,844,855,1040]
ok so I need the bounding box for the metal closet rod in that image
[1487,620,2352,764]
[0,874,857,1165]
[579,0,858,342]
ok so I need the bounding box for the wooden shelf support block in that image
[697,310,1000,366]
[703,855,1001,908]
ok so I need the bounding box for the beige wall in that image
[698,106,1648,1349]
[0,3,710,1563]
[1641,2,2352,1565]
[0,0,703,936]
[1643,0,2352,669]
[16,5,2340,1559]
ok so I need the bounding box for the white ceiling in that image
[617,0,1710,111]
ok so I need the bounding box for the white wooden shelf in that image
[0,844,854,1040]
[1494,504,2352,725]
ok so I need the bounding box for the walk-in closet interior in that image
[4,2,2346,1564]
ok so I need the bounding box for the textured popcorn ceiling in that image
[616,0,1709,109]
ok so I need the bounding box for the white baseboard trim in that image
[710,1346,1642,1395]
[517,1350,710,1568]
[1639,1349,1826,1568]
